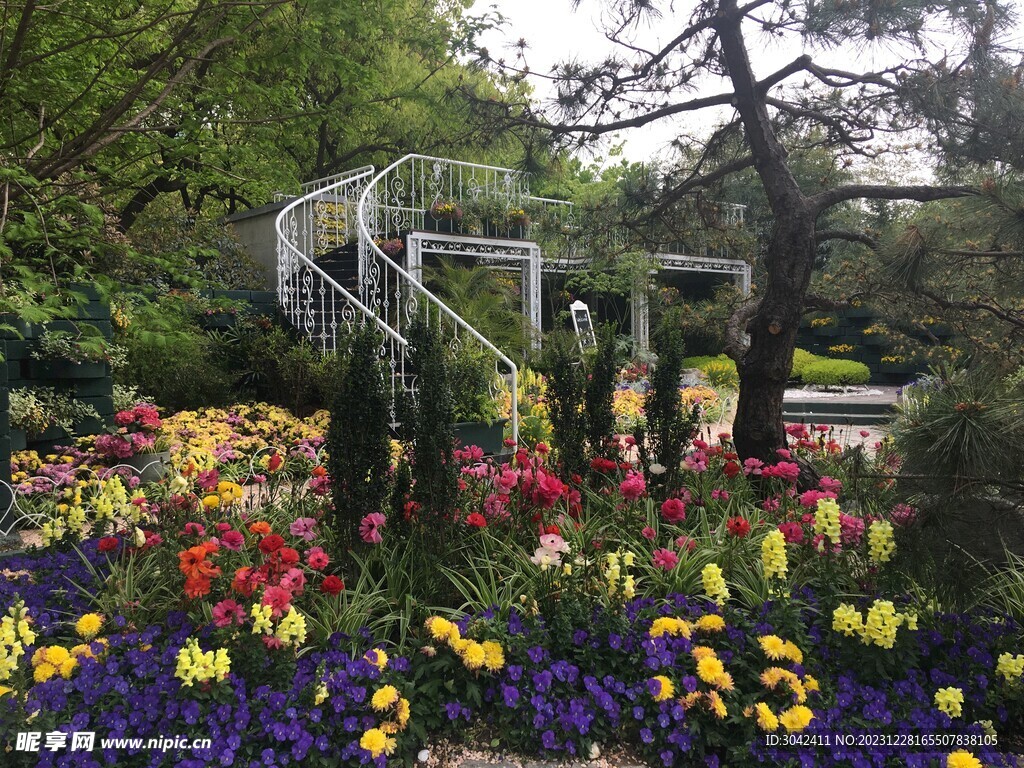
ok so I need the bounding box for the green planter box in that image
[10,429,26,452]
[73,378,114,398]
[424,215,462,234]
[811,326,841,337]
[27,359,108,380]
[199,313,237,330]
[453,419,508,456]
[843,307,875,319]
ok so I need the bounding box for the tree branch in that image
[810,184,976,214]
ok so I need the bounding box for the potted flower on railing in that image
[373,237,404,258]
[506,208,531,239]
[94,404,171,482]
[451,346,508,456]
[28,330,109,379]
[426,198,463,233]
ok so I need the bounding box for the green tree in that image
[476,0,1012,461]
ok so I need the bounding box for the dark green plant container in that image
[27,359,108,380]
[453,419,508,456]
[812,326,841,337]
[10,429,25,452]
[121,451,172,483]
[424,214,461,234]
[200,313,237,330]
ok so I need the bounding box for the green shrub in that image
[584,324,617,457]
[790,348,821,380]
[327,324,393,550]
[800,359,871,386]
[641,311,699,490]
[703,359,739,391]
[540,331,587,479]
[450,345,500,423]
[681,354,738,390]
[120,329,233,410]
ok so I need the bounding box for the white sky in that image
[470,0,1024,175]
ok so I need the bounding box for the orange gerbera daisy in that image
[178,546,221,581]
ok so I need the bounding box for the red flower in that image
[278,547,300,565]
[725,516,751,538]
[590,457,617,473]
[778,521,805,544]
[267,453,283,472]
[660,498,687,523]
[544,524,561,535]
[312,465,328,478]
[258,534,285,554]
[722,461,741,479]
[321,575,345,595]
[466,513,487,528]
[97,537,120,553]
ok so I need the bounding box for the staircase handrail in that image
[357,154,519,445]
[275,166,407,350]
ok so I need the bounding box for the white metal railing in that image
[275,166,410,393]
[357,155,518,444]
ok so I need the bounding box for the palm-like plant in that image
[424,257,532,359]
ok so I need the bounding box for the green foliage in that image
[703,359,739,391]
[641,311,698,489]
[681,353,739,389]
[426,258,530,358]
[800,359,871,386]
[584,324,617,457]
[892,367,1024,490]
[327,324,393,551]
[120,328,233,411]
[790,348,823,380]
[450,345,500,423]
[30,329,108,363]
[9,387,100,436]
[539,331,588,478]
[408,318,458,526]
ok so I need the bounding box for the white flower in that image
[133,527,146,548]
[649,463,667,475]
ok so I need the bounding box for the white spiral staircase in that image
[276,155,530,443]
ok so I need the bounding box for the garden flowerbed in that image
[1,403,1022,767]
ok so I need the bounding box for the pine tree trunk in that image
[733,215,816,462]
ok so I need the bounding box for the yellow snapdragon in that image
[814,498,841,546]
[867,520,896,563]
[761,529,788,579]
[701,563,729,605]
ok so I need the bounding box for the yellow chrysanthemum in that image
[371,685,400,712]
[694,614,725,633]
[778,705,814,732]
[425,617,456,644]
[33,662,57,683]
[691,645,716,661]
[696,656,725,685]
[947,751,983,768]
[650,675,674,702]
[754,702,778,732]
[705,690,727,719]
[74,613,103,640]
[396,698,411,727]
[460,641,486,671]
[783,641,804,664]
[481,641,505,672]
[758,635,787,660]
[359,728,388,758]
[650,617,692,639]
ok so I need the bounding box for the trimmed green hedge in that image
[800,359,871,386]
